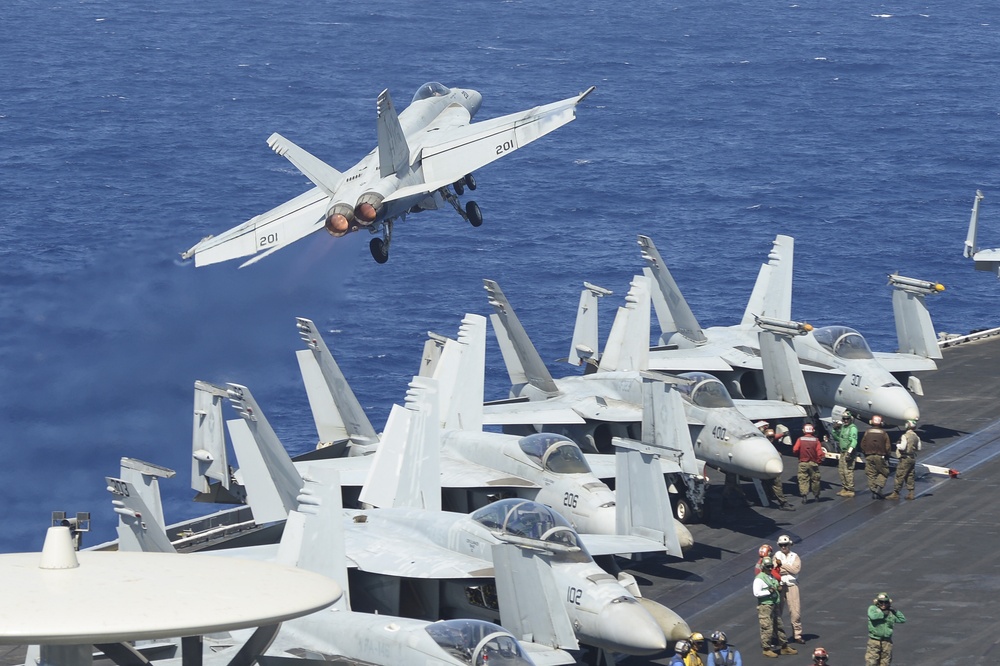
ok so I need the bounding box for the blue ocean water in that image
[1,0,997,553]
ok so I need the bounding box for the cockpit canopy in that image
[518,433,592,474]
[412,81,451,103]
[425,619,535,666]
[812,326,874,360]
[470,499,583,551]
[677,372,736,408]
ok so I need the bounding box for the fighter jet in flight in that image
[964,190,1000,277]
[181,82,595,266]
[639,234,944,424]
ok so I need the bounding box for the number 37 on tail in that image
[182,82,595,266]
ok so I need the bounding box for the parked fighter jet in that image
[109,466,578,666]
[964,190,1000,277]
[291,316,691,548]
[481,277,787,482]
[639,234,943,424]
[181,83,595,266]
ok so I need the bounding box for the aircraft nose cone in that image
[870,386,920,424]
[596,599,668,655]
[637,597,692,642]
[732,437,783,479]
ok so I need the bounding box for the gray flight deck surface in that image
[622,330,1000,666]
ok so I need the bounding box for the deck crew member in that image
[866,592,905,666]
[792,424,824,503]
[707,631,742,666]
[887,420,920,500]
[832,411,858,497]
[860,415,892,499]
[753,556,797,658]
[774,534,804,643]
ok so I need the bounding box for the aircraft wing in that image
[344,525,493,579]
[579,534,674,557]
[182,187,328,268]
[585,454,684,478]
[732,399,808,421]
[482,396,639,425]
[872,352,939,373]
[440,453,537,488]
[647,349,736,372]
[416,87,595,190]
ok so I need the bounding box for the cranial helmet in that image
[675,639,692,655]
[803,423,815,434]
[758,544,773,557]
[710,630,727,644]
[904,419,917,430]
[813,647,829,659]
[875,592,892,604]
[690,632,704,644]
[842,410,853,422]
[777,534,793,546]
[871,415,884,426]
[760,556,774,569]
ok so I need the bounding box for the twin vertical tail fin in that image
[107,458,177,554]
[611,382,687,558]
[637,236,706,344]
[741,235,794,326]
[436,314,487,432]
[887,274,945,360]
[358,377,442,511]
[267,133,343,195]
[598,275,651,373]
[276,469,351,611]
[225,384,303,524]
[192,381,230,494]
[964,190,985,259]
[295,317,380,456]
[376,89,410,177]
[492,543,579,652]
[484,279,560,395]
[567,282,612,368]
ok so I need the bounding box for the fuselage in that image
[346,501,671,655]
[657,324,920,425]
[501,372,783,479]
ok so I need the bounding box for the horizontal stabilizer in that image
[267,133,343,195]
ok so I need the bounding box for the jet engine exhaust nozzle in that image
[325,203,356,237]
[355,193,385,225]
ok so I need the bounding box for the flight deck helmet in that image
[758,544,773,558]
[803,423,815,435]
[710,630,728,645]
[760,556,774,570]
[904,419,917,430]
[777,534,793,546]
[812,647,829,663]
[674,640,692,655]
[871,415,884,426]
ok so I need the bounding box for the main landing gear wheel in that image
[466,200,483,227]
[453,179,465,196]
[464,173,477,191]
[369,238,389,264]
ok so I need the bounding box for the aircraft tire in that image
[464,173,477,190]
[674,497,693,524]
[370,238,389,264]
[466,200,483,227]
[453,180,465,195]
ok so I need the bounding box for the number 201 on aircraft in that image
[495,138,515,155]
[259,232,279,247]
